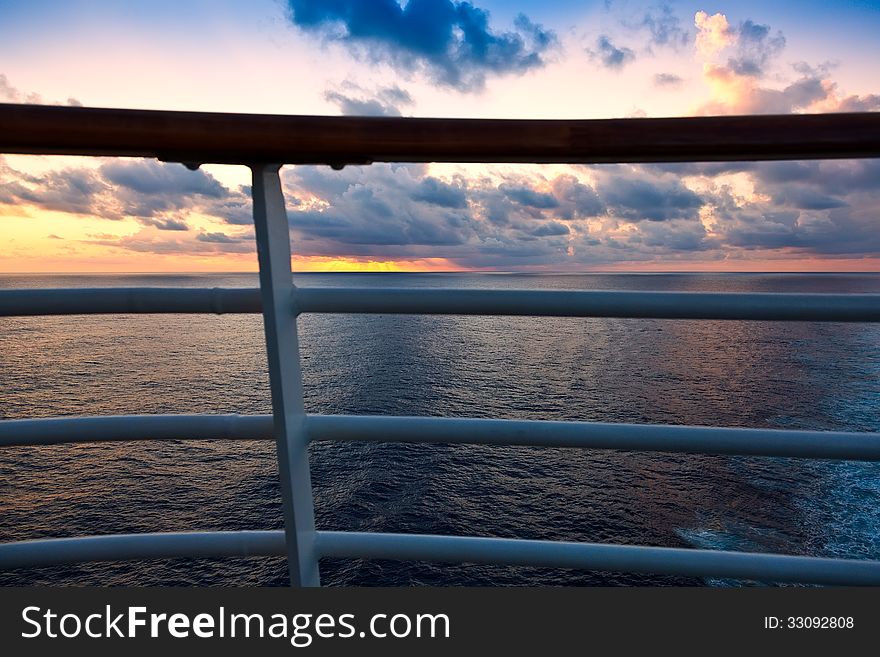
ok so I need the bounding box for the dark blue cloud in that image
[324,84,413,116]
[638,3,689,49]
[531,221,569,236]
[6,167,107,215]
[287,0,555,89]
[751,159,880,197]
[411,176,468,207]
[727,19,786,77]
[284,164,474,251]
[750,161,813,184]
[598,175,703,221]
[639,219,709,251]
[197,231,240,243]
[98,162,236,223]
[589,35,635,70]
[0,157,253,227]
[769,187,848,211]
[500,183,559,208]
[100,161,226,198]
[324,91,402,116]
[551,175,604,218]
[140,217,189,231]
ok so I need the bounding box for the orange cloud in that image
[694,11,734,58]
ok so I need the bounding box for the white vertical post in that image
[250,163,319,587]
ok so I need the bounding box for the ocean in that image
[1,272,879,586]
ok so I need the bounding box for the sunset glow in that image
[2,1,879,272]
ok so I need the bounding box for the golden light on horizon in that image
[291,256,462,273]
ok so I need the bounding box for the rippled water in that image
[1,272,879,586]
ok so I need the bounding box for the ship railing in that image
[1,103,879,586]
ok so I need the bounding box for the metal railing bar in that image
[315,531,880,586]
[2,104,880,165]
[3,413,879,461]
[3,530,877,585]
[306,415,880,461]
[251,163,320,587]
[0,287,262,316]
[294,287,880,322]
[0,531,285,569]
[0,414,272,447]
[3,287,878,321]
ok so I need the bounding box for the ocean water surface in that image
[0,272,878,586]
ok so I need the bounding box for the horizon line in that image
[2,270,880,276]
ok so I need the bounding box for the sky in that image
[1,0,879,273]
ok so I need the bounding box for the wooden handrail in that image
[1,103,879,165]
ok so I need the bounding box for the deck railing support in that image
[251,163,319,587]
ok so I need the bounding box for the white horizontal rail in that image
[294,287,880,321]
[2,287,879,321]
[0,287,261,316]
[315,531,880,586]
[306,415,880,461]
[2,530,878,585]
[3,413,879,461]
[0,531,285,569]
[0,414,272,447]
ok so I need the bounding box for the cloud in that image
[726,19,785,77]
[767,186,847,211]
[197,231,242,243]
[694,11,734,57]
[694,12,784,77]
[1,73,44,104]
[286,0,556,90]
[551,175,604,219]
[500,183,559,208]
[281,160,724,268]
[411,176,468,207]
[285,163,475,252]
[654,72,683,87]
[588,35,635,69]
[140,217,190,231]
[698,60,880,116]
[639,218,709,251]
[836,94,880,112]
[100,160,226,198]
[204,191,254,225]
[699,65,834,114]
[324,84,414,116]
[531,221,569,237]
[0,164,110,215]
[597,172,703,221]
[639,3,689,49]
[0,73,81,106]
[4,152,879,268]
[323,91,398,116]
[96,161,253,228]
[283,163,592,267]
[0,157,252,230]
[683,158,880,257]
[88,229,255,256]
[692,13,877,116]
